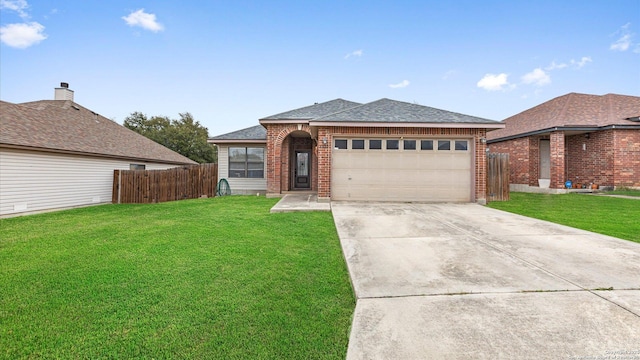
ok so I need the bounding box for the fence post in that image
[112,170,121,204]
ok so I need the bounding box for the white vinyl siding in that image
[217,145,267,195]
[0,148,180,216]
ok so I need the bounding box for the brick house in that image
[210,98,503,203]
[487,93,640,190]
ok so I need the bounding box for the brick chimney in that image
[54,82,74,101]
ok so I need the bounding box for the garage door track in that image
[332,202,640,359]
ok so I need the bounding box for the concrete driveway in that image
[331,202,640,359]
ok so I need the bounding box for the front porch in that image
[265,123,322,197]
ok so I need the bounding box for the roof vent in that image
[54,82,74,102]
[625,116,640,122]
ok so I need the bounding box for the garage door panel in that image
[332,139,473,202]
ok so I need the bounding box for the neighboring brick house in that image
[0,83,196,217]
[210,98,503,203]
[487,93,640,190]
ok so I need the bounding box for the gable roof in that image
[312,98,500,125]
[260,99,362,121]
[0,100,196,165]
[208,125,266,143]
[488,93,640,141]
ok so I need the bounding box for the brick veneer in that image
[489,129,640,189]
[613,129,640,187]
[566,131,614,187]
[265,123,317,194]
[268,124,489,202]
[488,137,531,185]
[549,131,565,188]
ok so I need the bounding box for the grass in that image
[488,192,640,243]
[605,187,640,197]
[0,197,355,359]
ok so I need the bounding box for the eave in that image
[487,124,640,144]
[0,143,196,165]
[208,139,267,145]
[308,121,505,129]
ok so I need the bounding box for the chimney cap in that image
[60,82,69,88]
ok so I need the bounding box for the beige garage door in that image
[331,138,472,202]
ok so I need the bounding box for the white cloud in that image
[0,21,46,48]
[122,9,164,32]
[522,68,551,86]
[344,49,363,59]
[476,73,509,91]
[610,23,633,51]
[545,61,567,71]
[570,56,592,68]
[0,0,29,18]
[389,80,410,88]
[545,56,592,71]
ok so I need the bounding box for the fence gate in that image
[113,163,218,204]
[486,153,509,202]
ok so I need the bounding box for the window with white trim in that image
[229,147,264,178]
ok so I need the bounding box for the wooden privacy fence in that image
[113,163,218,204]
[486,153,509,202]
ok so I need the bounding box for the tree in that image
[124,112,217,164]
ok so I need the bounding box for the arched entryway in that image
[281,130,317,191]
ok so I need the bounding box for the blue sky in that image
[1,0,638,136]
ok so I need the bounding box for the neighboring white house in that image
[0,83,196,217]
[208,125,267,195]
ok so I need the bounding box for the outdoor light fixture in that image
[322,137,328,145]
[480,137,487,144]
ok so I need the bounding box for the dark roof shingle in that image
[487,93,640,140]
[260,99,362,120]
[209,125,266,141]
[0,100,196,164]
[313,98,499,124]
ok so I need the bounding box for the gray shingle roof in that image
[209,125,266,141]
[313,98,498,124]
[261,99,362,120]
[0,100,196,164]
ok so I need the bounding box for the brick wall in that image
[613,129,640,187]
[267,123,492,201]
[549,131,565,188]
[529,136,541,186]
[565,131,614,187]
[264,123,315,195]
[488,137,530,185]
[488,129,639,189]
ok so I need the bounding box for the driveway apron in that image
[331,202,640,359]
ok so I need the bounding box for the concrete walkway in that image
[269,193,331,213]
[332,202,640,359]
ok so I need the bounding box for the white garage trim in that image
[331,137,474,202]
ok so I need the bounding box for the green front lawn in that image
[488,192,640,243]
[606,188,640,197]
[0,197,355,359]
